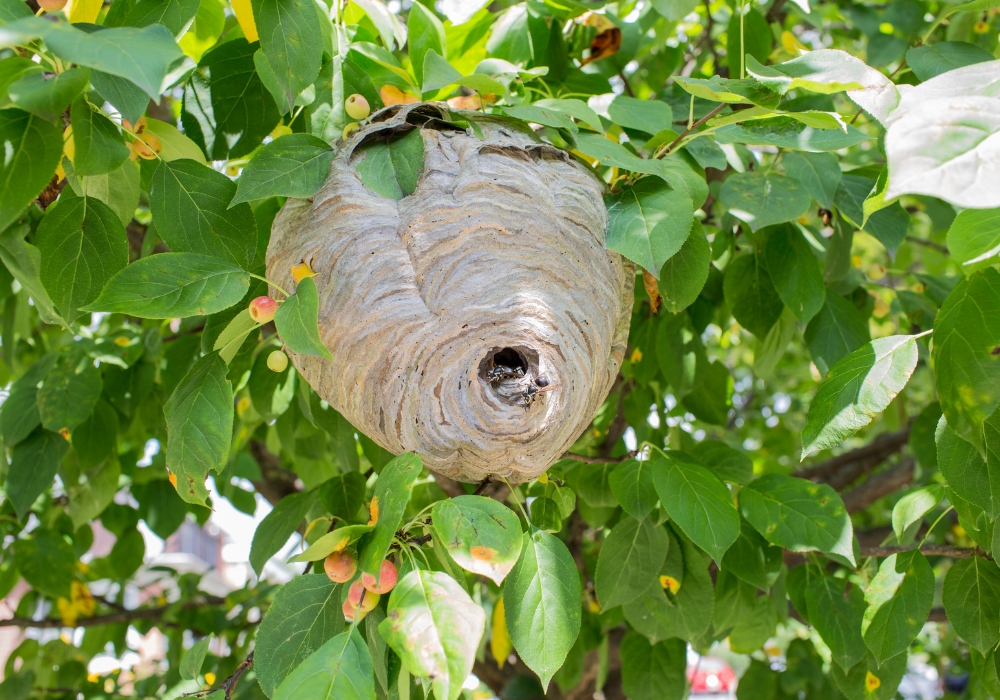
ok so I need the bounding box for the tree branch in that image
[796,426,911,490]
[562,451,636,465]
[860,544,988,560]
[248,440,301,506]
[0,597,225,629]
[842,458,915,514]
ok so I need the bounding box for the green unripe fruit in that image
[267,350,288,372]
[345,94,370,121]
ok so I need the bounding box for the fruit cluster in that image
[324,551,398,622]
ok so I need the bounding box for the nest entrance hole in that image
[479,346,541,406]
[492,347,527,374]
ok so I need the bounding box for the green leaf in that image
[609,459,658,521]
[607,95,673,135]
[124,0,200,39]
[932,269,1000,445]
[8,68,88,123]
[673,75,780,108]
[656,219,710,313]
[651,451,739,564]
[595,515,670,609]
[0,353,56,447]
[354,128,425,200]
[762,224,825,324]
[318,471,366,519]
[287,524,373,563]
[249,490,318,576]
[430,495,523,585]
[943,557,1000,654]
[150,159,257,269]
[357,453,422,583]
[255,573,345,696]
[273,630,374,700]
[830,649,907,700]
[862,550,934,663]
[71,97,129,176]
[884,61,1000,208]
[178,0,226,62]
[353,0,406,51]
[83,252,250,318]
[801,335,920,458]
[13,528,75,599]
[251,0,324,108]
[163,353,233,505]
[753,307,797,379]
[720,517,782,590]
[681,358,733,425]
[3,20,184,98]
[804,292,870,375]
[37,195,128,324]
[906,42,995,81]
[63,158,141,227]
[274,276,333,359]
[714,117,871,152]
[740,474,855,564]
[892,484,945,542]
[619,633,687,700]
[937,416,1000,520]
[947,207,1000,275]
[180,636,210,682]
[803,568,867,670]
[89,70,150,126]
[622,528,714,644]
[232,134,333,205]
[720,172,811,231]
[723,252,784,338]
[564,463,617,509]
[181,38,282,161]
[7,429,69,519]
[605,177,694,275]
[727,7,773,80]
[686,440,753,484]
[504,529,582,691]
[380,570,485,700]
[408,1,445,90]
[746,50,898,125]
[212,308,258,364]
[37,355,102,432]
[0,109,62,234]
[534,98,604,133]
[529,496,563,533]
[782,151,841,208]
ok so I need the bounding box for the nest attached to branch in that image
[266,103,634,483]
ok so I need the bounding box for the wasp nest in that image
[266,103,634,483]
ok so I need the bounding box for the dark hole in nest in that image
[492,347,527,373]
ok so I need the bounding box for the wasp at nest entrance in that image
[483,347,557,411]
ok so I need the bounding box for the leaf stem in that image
[501,476,532,526]
[918,505,955,549]
[248,273,290,299]
[656,102,727,159]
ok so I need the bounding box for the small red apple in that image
[249,296,278,324]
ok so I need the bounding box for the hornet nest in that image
[266,102,635,483]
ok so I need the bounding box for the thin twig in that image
[906,236,949,254]
[658,103,727,158]
[562,451,636,465]
[184,651,254,700]
[618,71,635,98]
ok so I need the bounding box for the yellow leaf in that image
[66,0,102,23]
[490,598,512,669]
[230,0,258,42]
[379,85,418,107]
[57,597,78,627]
